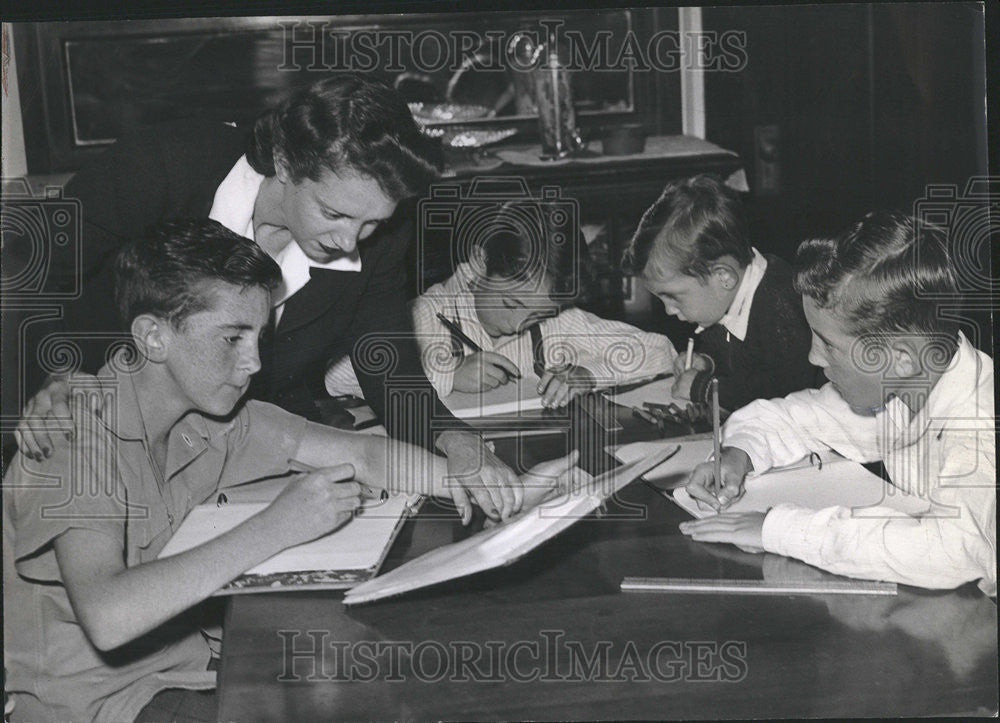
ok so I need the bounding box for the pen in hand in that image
[436,312,520,382]
[435,312,482,353]
[287,458,388,502]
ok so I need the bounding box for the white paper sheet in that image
[441,373,546,418]
[158,492,418,576]
[612,439,929,519]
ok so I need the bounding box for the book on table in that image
[342,444,680,606]
[441,372,547,418]
[157,476,422,594]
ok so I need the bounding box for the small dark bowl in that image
[601,124,647,155]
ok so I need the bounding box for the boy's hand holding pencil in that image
[452,352,522,392]
[265,464,365,546]
[671,350,712,401]
[683,447,753,512]
[436,312,522,392]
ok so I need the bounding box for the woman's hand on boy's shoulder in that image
[452,352,521,392]
[537,365,595,408]
[16,372,102,461]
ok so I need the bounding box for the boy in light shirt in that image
[680,211,995,594]
[3,220,580,721]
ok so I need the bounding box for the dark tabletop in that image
[218,398,998,720]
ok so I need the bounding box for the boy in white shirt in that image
[327,200,677,408]
[679,210,996,594]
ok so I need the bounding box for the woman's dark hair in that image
[247,74,443,201]
[793,210,960,345]
[475,201,589,306]
[114,219,282,328]
[621,174,751,278]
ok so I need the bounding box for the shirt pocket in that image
[129,502,174,566]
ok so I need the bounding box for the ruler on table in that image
[620,576,897,596]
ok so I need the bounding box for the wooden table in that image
[218,403,998,719]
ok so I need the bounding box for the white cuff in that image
[761,504,822,560]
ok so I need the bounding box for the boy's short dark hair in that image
[477,200,589,305]
[793,210,961,343]
[114,219,282,328]
[621,174,752,278]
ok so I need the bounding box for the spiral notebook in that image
[611,439,929,519]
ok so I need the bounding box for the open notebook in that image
[612,438,929,519]
[343,444,679,606]
[441,373,546,418]
[157,476,421,594]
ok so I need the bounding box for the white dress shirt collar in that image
[207,155,361,322]
[696,247,767,341]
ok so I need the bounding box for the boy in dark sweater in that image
[622,175,821,410]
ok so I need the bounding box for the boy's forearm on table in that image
[761,502,994,591]
[356,434,447,497]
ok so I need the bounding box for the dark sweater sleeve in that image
[348,206,468,449]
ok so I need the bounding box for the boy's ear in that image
[890,338,921,378]
[131,314,170,362]
[709,261,740,291]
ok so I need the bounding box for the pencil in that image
[438,312,521,380]
[685,337,695,370]
[710,378,723,503]
[287,458,388,501]
[631,406,659,425]
[435,313,483,353]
